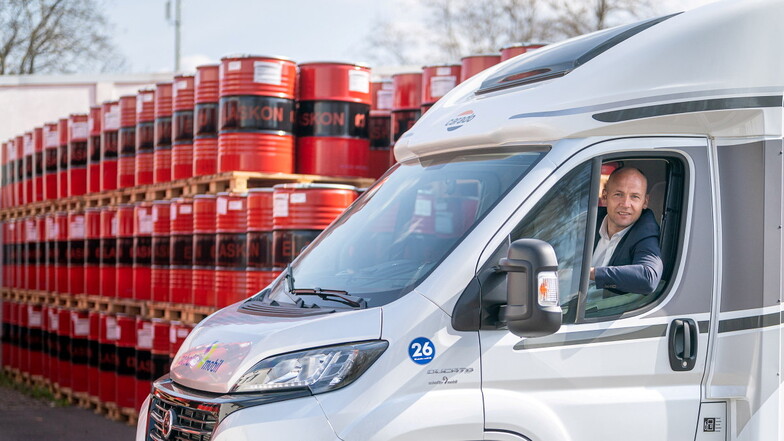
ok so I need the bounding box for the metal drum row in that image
[0,301,189,413]
[1,184,357,308]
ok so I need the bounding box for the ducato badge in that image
[445,110,476,131]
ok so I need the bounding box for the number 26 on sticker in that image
[409,337,436,365]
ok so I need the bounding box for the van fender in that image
[483,388,572,441]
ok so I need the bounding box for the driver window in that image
[511,162,591,322]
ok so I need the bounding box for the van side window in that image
[511,162,592,321]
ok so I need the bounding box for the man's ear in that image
[643,194,649,209]
[600,188,607,203]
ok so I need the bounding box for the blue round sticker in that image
[409,337,436,365]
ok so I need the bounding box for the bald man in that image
[590,167,663,295]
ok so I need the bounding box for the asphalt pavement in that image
[0,382,137,441]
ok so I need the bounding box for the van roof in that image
[396,0,784,162]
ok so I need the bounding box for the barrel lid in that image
[152,199,171,204]
[85,207,101,212]
[461,53,502,59]
[193,194,218,199]
[500,41,549,50]
[120,94,137,100]
[298,60,371,69]
[421,63,461,69]
[247,188,274,193]
[392,71,423,77]
[272,183,357,191]
[216,191,247,197]
[221,53,294,62]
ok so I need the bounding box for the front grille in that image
[148,395,217,441]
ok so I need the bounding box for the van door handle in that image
[668,318,697,371]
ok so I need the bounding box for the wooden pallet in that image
[182,305,217,324]
[49,292,79,308]
[107,405,139,426]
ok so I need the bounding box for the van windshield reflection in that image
[265,150,545,308]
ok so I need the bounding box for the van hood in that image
[169,304,382,394]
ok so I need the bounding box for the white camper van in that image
[136,1,784,440]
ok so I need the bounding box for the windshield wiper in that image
[290,288,368,309]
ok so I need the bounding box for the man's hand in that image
[590,267,596,280]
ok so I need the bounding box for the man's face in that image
[602,170,649,236]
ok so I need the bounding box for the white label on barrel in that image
[50,312,59,330]
[436,67,453,76]
[111,216,118,236]
[23,135,33,155]
[45,128,59,147]
[139,211,153,234]
[46,217,56,239]
[70,215,86,239]
[349,70,370,93]
[217,197,228,215]
[228,200,244,211]
[228,61,242,71]
[415,198,432,217]
[179,204,193,215]
[137,323,153,349]
[431,76,457,98]
[176,79,189,90]
[290,193,307,204]
[377,90,393,111]
[170,203,178,220]
[169,326,177,343]
[253,61,283,85]
[28,308,42,327]
[152,206,159,222]
[177,328,189,338]
[273,193,289,217]
[26,220,37,241]
[72,122,88,139]
[105,105,120,130]
[107,317,120,340]
[72,314,90,336]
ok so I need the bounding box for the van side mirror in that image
[499,238,562,338]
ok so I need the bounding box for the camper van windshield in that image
[265,150,544,308]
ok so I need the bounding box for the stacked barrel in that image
[1,44,547,421]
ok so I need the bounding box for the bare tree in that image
[364,0,659,65]
[549,0,657,38]
[0,0,126,75]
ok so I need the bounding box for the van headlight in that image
[231,340,388,394]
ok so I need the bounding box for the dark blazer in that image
[593,207,663,294]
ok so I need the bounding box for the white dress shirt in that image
[592,216,632,268]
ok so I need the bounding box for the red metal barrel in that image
[1,302,11,369]
[135,89,155,185]
[115,205,135,299]
[168,321,190,364]
[18,301,29,374]
[391,73,423,163]
[9,303,20,371]
[296,62,371,177]
[272,184,357,267]
[84,208,101,296]
[23,131,33,205]
[87,105,102,194]
[33,127,44,202]
[247,189,278,294]
[369,80,393,179]
[44,122,58,201]
[100,206,117,298]
[36,214,46,290]
[40,304,50,380]
[133,202,153,301]
[154,82,173,184]
[172,74,195,180]
[54,212,68,294]
[115,313,136,410]
[499,42,546,61]
[67,210,86,295]
[422,64,461,113]
[68,114,89,197]
[101,101,120,191]
[134,318,153,411]
[27,303,44,377]
[192,195,217,307]
[218,55,296,174]
[24,216,38,290]
[44,214,56,292]
[15,135,24,206]
[170,198,194,304]
[47,307,59,383]
[70,309,90,393]
[56,307,72,389]
[216,192,247,306]
[1,141,6,208]
[87,310,100,398]
[2,222,11,289]
[460,54,501,82]
[194,64,220,177]
[15,218,24,289]
[118,95,137,188]
[98,312,119,404]
[151,318,171,379]
[4,141,14,207]
[57,118,69,199]
[152,200,171,302]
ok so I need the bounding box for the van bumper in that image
[211,396,339,440]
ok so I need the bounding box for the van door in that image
[477,138,714,441]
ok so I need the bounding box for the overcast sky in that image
[105,0,723,74]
